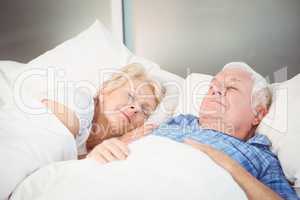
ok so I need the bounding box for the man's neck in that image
[199,117,235,136]
[198,117,255,141]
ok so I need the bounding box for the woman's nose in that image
[127,104,141,115]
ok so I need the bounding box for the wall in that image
[0,0,112,63]
[124,0,300,80]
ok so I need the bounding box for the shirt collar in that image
[246,134,272,147]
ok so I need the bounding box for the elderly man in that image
[151,62,298,200]
[88,62,299,200]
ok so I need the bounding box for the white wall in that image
[124,0,300,80]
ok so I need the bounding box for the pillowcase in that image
[257,74,300,188]
[0,61,33,109]
[175,73,212,116]
[148,68,184,124]
[179,73,300,189]
[0,97,77,200]
[28,20,133,87]
[27,20,182,124]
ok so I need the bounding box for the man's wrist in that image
[226,160,244,177]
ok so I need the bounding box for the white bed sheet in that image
[11,135,246,200]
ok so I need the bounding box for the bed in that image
[0,20,299,199]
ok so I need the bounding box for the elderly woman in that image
[42,63,165,160]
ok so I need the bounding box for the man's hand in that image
[87,138,129,164]
[120,123,158,144]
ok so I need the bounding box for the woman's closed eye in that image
[141,105,152,117]
[128,92,135,102]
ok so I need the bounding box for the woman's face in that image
[101,79,158,136]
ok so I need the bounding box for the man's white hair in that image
[222,62,272,110]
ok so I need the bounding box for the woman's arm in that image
[41,99,80,137]
[184,139,283,200]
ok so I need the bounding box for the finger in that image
[110,139,130,156]
[142,127,154,135]
[98,146,117,162]
[119,134,131,144]
[93,154,108,164]
[87,152,107,164]
[103,141,128,160]
[142,123,158,134]
[129,129,150,141]
[144,123,159,129]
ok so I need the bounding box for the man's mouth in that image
[208,99,226,107]
[120,111,131,123]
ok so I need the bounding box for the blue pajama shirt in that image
[152,114,299,200]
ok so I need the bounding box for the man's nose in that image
[211,85,224,96]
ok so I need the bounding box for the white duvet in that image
[0,100,77,200]
[11,135,247,200]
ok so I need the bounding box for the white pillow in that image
[175,73,212,116]
[28,21,133,87]
[257,74,300,188]
[0,94,77,200]
[180,73,300,189]
[21,20,181,124]
[0,61,32,108]
[148,68,184,124]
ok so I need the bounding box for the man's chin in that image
[199,110,224,119]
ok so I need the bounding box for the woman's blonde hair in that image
[99,63,165,104]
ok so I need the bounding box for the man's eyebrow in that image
[211,77,218,83]
[228,77,241,83]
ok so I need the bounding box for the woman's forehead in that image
[122,80,154,95]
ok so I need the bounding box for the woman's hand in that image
[86,138,129,164]
[86,88,111,151]
[86,122,158,164]
[120,123,158,144]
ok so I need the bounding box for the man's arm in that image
[184,139,283,200]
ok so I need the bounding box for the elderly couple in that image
[42,62,298,200]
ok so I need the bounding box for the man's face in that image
[199,68,255,140]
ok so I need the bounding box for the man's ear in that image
[252,105,268,126]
